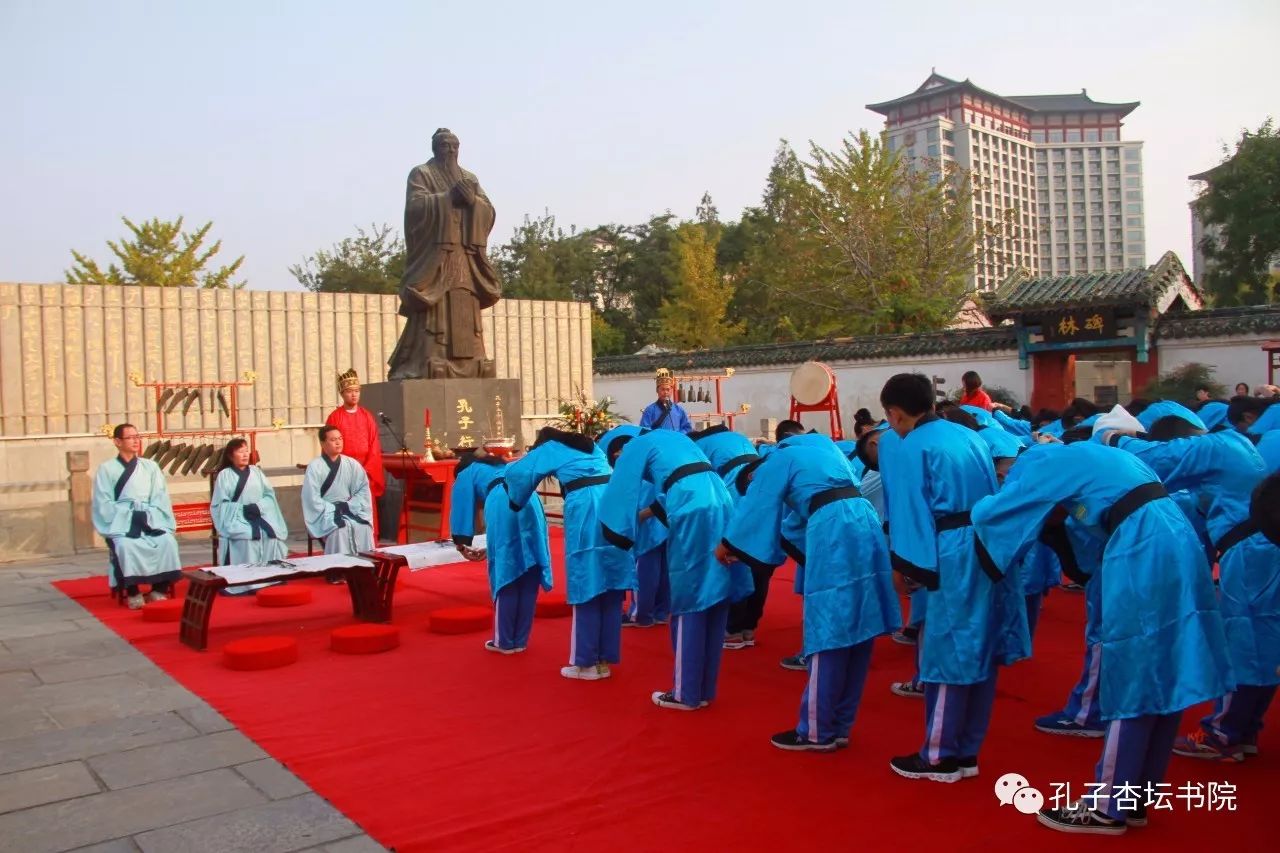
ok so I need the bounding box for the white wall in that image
[1158,335,1275,392]
[597,351,1028,438]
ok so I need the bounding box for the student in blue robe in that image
[302,426,375,559]
[449,451,552,654]
[92,423,182,609]
[638,368,692,433]
[970,441,1233,834]
[505,427,634,680]
[1193,400,1230,432]
[597,424,670,628]
[1098,414,1276,763]
[877,374,1029,783]
[993,407,1033,439]
[211,438,289,566]
[1259,431,1280,473]
[599,430,752,710]
[720,433,899,751]
[1247,400,1280,435]
[690,424,762,649]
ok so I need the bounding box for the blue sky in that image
[2,0,1275,290]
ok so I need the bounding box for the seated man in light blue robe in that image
[1098,406,1276,763]
[92,423,182,609]
[971,441,1233,834]
[877,374,1029,784]
[449,451,552,654]
[720,433,898,752]
[301,425,375,559]
[600,430,752,710]
[598,424,671,628]
[505,427,634,681]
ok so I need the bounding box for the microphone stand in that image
[380,414,412,455]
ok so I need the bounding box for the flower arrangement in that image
[552,388,627,439]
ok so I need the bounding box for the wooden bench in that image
[172,501,219,566]
[178,553,400,651]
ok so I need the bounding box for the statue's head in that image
[432,128,460,162]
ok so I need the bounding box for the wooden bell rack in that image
[673,368,749,431]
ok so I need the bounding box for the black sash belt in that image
[332,501,369,529]
[809,485,861,516]
[486,477,506,496]
[1216,519,1261,559]
[561,474,610,496]
[717,454,758,477]
[935,510,972,532]
[663,461,713,492]
[242,503,277,542]
[1103,482,1168,535]
[126,510,165,539]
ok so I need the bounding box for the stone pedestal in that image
[360,378,523,454]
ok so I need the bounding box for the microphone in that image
[378,412,393,426]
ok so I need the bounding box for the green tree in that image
[288,224,405,294]
[1194,119,1280,305]
[492,211,596,302]
[66,216,245,288]
[1141,362,1227,404]
[657,222,742,349]
[780,131,976,336]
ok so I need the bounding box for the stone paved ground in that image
[0,544,387,853]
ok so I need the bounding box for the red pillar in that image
[1031,351,1075,412]
[1131,348,1159,399]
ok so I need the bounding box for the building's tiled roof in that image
[594,327,1018,376]
[1156,304,1280,340]
[985,252,1202,319]
[593,304,1280,376]
[1005,92,1139,116]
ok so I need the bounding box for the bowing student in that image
[719,432,898,751]
[970,441,1232,834]
[599,429,752,711]
[877,374,1029,783]
[210,438,289,566]
[449,450,552,655]
[597,424,671,628]
[504,427,634,681]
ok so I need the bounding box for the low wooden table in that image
[178,554,401,651]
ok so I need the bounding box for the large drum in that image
[790,361,836,405]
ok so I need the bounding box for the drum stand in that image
[789,375,845,439]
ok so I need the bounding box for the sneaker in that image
[145,590,168,603]
[741,629,757,647]
[1242,733,1259,757]
[890,681,925,699]
[723,632,749,650]
[888,753,961,783]
[651,690,700,711]
[621,617,653,629]
[560,665,602,681]
[1059,581,1085,593]
[1034,713,1105,738]
[1172,730,1244,762]
[771,730,837,752]
[595,663,612,679]
[835,735,850,749]
[958,756,979,779]
[890,629,918,646]
[484,640,524,655]
[1036,802,1127,835]
[126,594,145,610]
[779,653,808,671]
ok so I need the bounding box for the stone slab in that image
[176,705,233,735]
[0,706,59,741]
[0,711,197,775]
[0,761,100,814]
[234,758,309,800]
[90,731,267,790]
[322,836,389,852]
[133,793,358,853]
[32,652,153,685]
[0,768,265,853]
[66,840,140,853]
[48,684,200,729]
[0,670,39,689]
[0,619,82,642]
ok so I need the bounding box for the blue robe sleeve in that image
[449,464,483,545]
[597,438,652,550]
[256,470,289,539]
[211,469,253,540]
[969,454,1068,573]
[504,445,556,510]
[993,409,1032,438]
[638,403,660,429]
[675,406,693,434]
[91,463,120,538]
[723,452,792,570]
[1112,434,1227,494]
[345,461,373,522]
[301,461,338,539]
[882,437,940,574]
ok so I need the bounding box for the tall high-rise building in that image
[867,72,1144,292]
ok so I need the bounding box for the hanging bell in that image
[678,384,686,403]
[701,386,711,404]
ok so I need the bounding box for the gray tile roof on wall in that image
[985,252,1201,318]
[1156,304,1280,340]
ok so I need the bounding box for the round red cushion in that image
[256,585,313,607]
[534,594,571,619]
[330,623,401,654]
[427,605,493,634]
[141,598,184,623]
[222,636,299,671]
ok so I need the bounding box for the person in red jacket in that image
[957,370,994,411]
[325,369,386,541]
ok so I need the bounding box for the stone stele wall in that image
[0,282,593,560]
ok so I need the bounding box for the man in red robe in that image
[326,369,386,541]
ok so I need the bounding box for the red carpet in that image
[57,530,1271,851]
